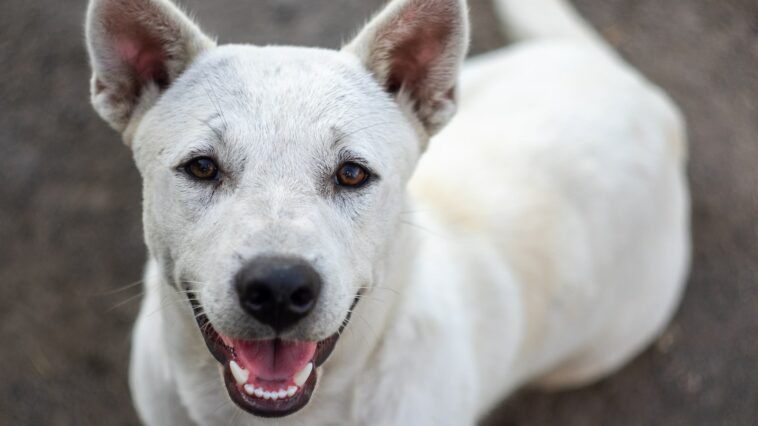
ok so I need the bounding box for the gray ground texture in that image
[0,0,756,425]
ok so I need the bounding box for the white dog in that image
[85,0,690,424]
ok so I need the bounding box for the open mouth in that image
[189,298,345,418]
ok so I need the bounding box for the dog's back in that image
[409,0,690,414]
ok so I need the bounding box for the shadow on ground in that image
[0,0,755,424]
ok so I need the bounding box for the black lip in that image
[186,292,357,418]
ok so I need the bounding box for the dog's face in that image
[139,48,419,416]
[86,0,467,418]
[139,45,418,341]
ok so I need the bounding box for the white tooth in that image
[229,360,249,385]
[244,384,255,395]
[271,392,279,401]
[287,386,297,397]
[263,391,272,400]
[254,388,264,398]
[277,389,287,399]
[293,362,313,387]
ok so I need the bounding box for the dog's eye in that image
[184,157,219,180]
[335,162,369,188]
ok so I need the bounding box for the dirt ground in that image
[0,0,756,425]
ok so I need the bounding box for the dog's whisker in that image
[352,311,376,338]
[354,291,390,305]
[352,296,387,308]
[173,290,201,297]
[174,296,200,302]
[107,292,147,312]
[357,285,400,295]
[336,319,352,341]
[180,280,211,286]
[342,312,371,345]
[102,290,145,302]
[96,279,145,296]
[144,293,197,318]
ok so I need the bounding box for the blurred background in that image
[0,0,756,424]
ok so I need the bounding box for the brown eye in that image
[335,162,369,187]
[185,157,219,180]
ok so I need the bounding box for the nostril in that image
[245,284,272,310]
[290,287,315,312]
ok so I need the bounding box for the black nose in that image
[235,256,322,332]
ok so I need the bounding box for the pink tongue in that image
[233,339,316,380]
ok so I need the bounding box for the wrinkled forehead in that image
[137,45,414,169]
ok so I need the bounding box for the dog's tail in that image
[492,0,608,48]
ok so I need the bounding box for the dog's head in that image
[86,0,468,418]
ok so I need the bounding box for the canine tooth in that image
[254,388,264,398]
[293,362,313,387]
[263,391,272,400]
[277,389,287,399]
[287,386,297,397]
[244,384,255,395]
[230,360,249,385]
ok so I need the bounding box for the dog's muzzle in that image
[184,256,358,418]
[192,305,341,418]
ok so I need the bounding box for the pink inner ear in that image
[388,29,444,91]
[384,8,451,97]
[115,33,169,89]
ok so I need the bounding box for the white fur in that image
[85,0,690,424]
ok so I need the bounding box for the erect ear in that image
[85,0,215,142]
[344,0,469,138]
